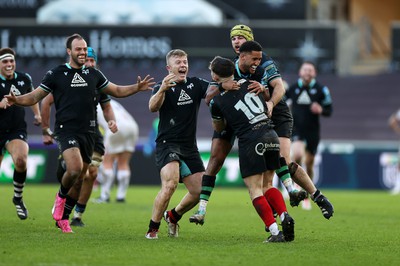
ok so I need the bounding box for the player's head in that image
[66,33,87,68]
[299,61,317,84]
[0,47,16,79]
[166,49,188,83]
[209,56,234,82]
[230,24,254,55]
[238,41,263,74]
[85,47,97,68]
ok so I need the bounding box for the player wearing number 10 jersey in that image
[208,56,294,242]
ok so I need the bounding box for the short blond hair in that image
[166,49,187,65]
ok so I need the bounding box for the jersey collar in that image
[297,78,316,88]
[65,63,86,70]
[0,72,17,81]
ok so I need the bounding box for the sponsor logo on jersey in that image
[255,142,280,155]
[177,89,193,105]
[10,84,21,95]
[71,73,88,87]
[296,90,311,105]
[82,69,89,75]
[169,152,178,160]
[68,139,77,145]
[17,81,25,87]
[1,83,4,88]
[64,72,68,76]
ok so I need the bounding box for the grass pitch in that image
[0,184,399,266]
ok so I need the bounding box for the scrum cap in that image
[87,47,97,62]
[230,24,254,41]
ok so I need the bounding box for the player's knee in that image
[14,156,27,170]
[288,162,299,177]
[163,178,178,193]
[67,168,82,180]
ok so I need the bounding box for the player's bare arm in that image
[267,77,285,106]
[40,93,54,145]
[212,118,226,133]
[264,77,285,117]
[4,88,48,107]
[103,75,155,98]
[149,73,176,112]
[31,103,42,126]
[101,101,118,133]
[205,85,220,106]
[205,80,239,105]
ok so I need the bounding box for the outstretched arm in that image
[4,88,48,107]
[102,75,155,98]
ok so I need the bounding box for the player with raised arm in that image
[4,34,154,233]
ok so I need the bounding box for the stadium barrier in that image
[0,140,398,190]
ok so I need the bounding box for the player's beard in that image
[71,54,85,67]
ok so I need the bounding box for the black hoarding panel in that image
[0,25,336,74]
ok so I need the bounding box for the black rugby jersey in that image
[153,77,209,148]
[0,71,34,131]
[210,79,273,139]
[233,53,280,85]
[285,79,333,132]
[233,53,292,124]
[39,63,109,134]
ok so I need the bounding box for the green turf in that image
[0,184,399,266]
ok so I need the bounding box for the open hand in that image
[247,80,266,95]
[3,91,16,109]
[161,73,177,92]
[137,75,155,92]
